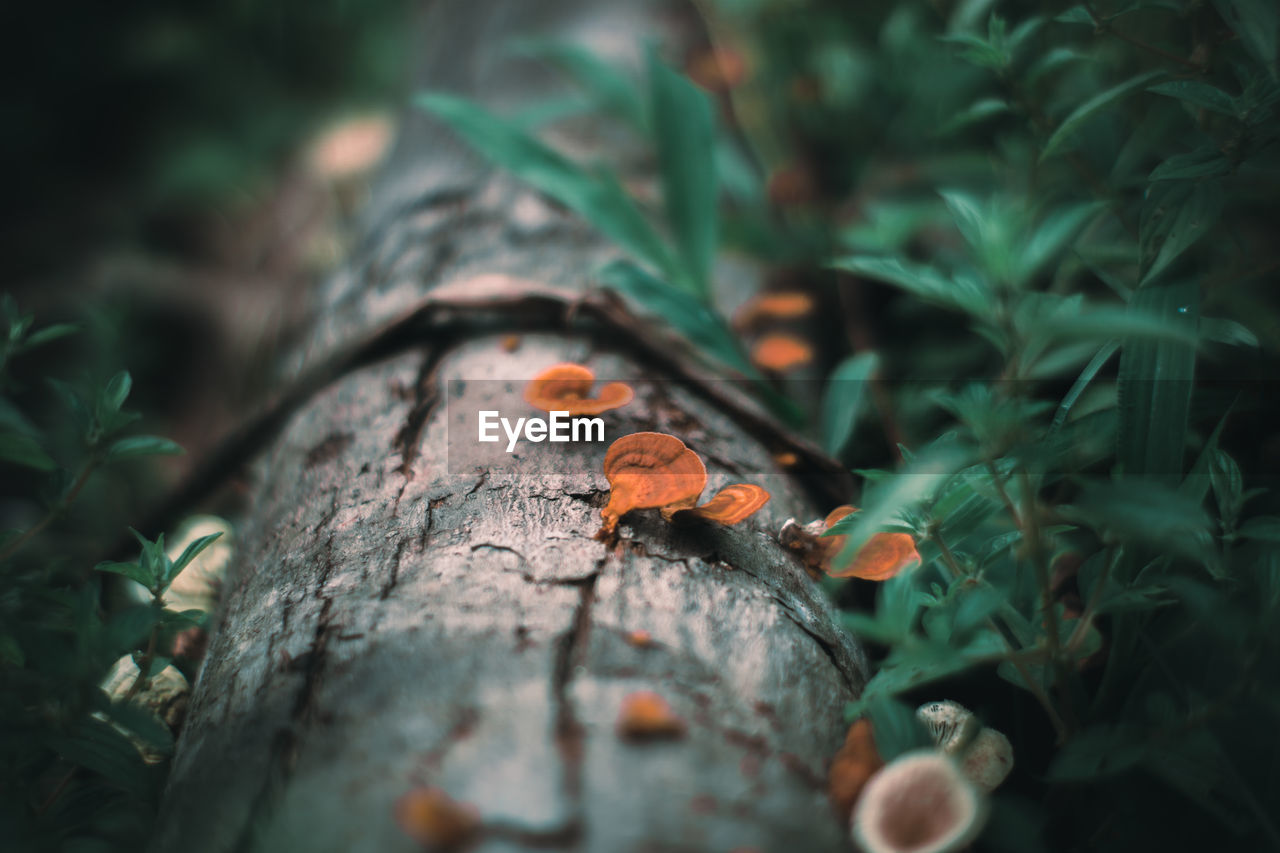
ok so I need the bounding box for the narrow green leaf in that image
[1117,281,1198,484]
[168,532,223,585]
[512,39,646,128]
[415,93,677,280]
[1147,81,1237,116]
[95,561,156,590]
[1140,181,1224,285]
[938,98,1010,136]
[820,352,879,456]
[20,323,79,350]
[830,255,990,316]
[102,371,132,414]
[1041,71,1165,161]
[1017,202,1105,283]
[1149,148,1232,182]
[1211,0,1278,76]
[0,431,57,471]
[106,435,185,461]
[865,695,934,760]
[648,50,717,295]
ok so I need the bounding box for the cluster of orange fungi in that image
[784,506,921,582]
[596,432,770,540]
[525,363,635,416]
[733,291,816,372]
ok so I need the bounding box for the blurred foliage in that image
[426,1,1280,849]
[0,296,224,850]
[4,0,411,278]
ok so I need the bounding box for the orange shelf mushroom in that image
[751,334,814,372]
[663,483,771,525]
[781,505,920,581]
[525,363,634,416]
[596,433,770,539]
[734,292,815,330]
[828,718,885,822]
[394,786,480,850]
[616,690,687,741]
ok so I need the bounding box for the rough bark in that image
[154,2,866,851]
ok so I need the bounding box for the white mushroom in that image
[916,700,1014,793]
[851,750,988,853]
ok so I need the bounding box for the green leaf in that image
[864,695,933,760]
[1041,71,1165,161]
[938,98,1010,136]
[106,435,185,461]
[45,716,155,798]
[415,93,678,281]
[820,352,879,456]
[830,255,990,316]
[1049,724,1150,780]
[1149,148,1232,182]
[512,39,646,128]
[1140,181,1224,285]
[168,532,223,586]
[95,560,156,590]
[648,50,717,295]
[0,430,57,471]
[1147,81,1238,116]
[1117,281,1198,485]
[1211,0,1278,76]
[1061,480,1214,563]
[101,371,132,414]
[1017,202,1105,283]
[20,323,79,351]
[827,445,972,563]
[1238,516,1280,543]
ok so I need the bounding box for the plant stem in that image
[0,461,96,564]
[1081,1,1206,72]
[930,524,1070,742]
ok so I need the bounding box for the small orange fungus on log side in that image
[782,505,920,581]
[735,292,815,330]
[394,787,480,850]
[828,718,885,821]
[617,691,687,741]
[751,334,814,371]
[525,363,634,416]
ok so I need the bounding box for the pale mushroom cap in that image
[916,700,980,755]
[959,728,1014,793]
[851,750,988,853]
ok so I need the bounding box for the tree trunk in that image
[153,2,866,851]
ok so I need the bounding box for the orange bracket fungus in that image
[524,363,635,416]
[734,292,816,330]
[616,690,687,741]
[394,786,481,850]
[596,433,770,539]
[781,505,920,581]
[750,334,814,372]
[828,718,885,822]
[851,750,988,853]
[661,482,771,525]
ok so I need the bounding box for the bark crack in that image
[549,559,603,839]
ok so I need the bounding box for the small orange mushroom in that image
[828,718,885,822]
[664,483,771,525]
[597,433,707,539]
[782,505,920,581]
[525,363,635,416]
[624,629,654,648]
[751,334,814,372]
[500,334,522,353]
[686,46,749,93]
[394,787,480,850]
[616,690,687,741]
[734,292,816,330]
